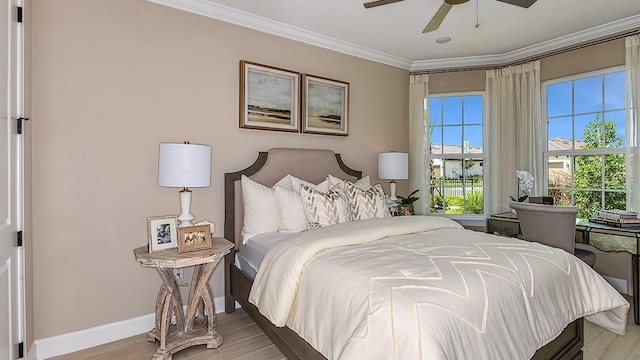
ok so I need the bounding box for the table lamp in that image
[378,152,409,201]
[158,142,211,227]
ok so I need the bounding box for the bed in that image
[224,148,629,360]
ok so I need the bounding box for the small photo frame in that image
[177,224,213,253]
[302,74,349,136]
[147,215,178,253]
[239,60,300,132]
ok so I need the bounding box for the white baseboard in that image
[602,275,629,295]
[31,296,228,360]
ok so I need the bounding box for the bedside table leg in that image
[157,267,185,329]
[183,259,224,348]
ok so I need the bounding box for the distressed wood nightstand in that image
[134,237,234,360]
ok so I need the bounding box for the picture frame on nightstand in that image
[147,215,178,252]
[177,224,213,253]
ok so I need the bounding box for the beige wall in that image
[540,38,625,81]
[30,0,409,338]
[430,70,485,93]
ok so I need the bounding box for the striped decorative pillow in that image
[344,182,391,220]
[300,184,350,229]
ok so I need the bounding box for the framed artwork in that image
[147,215,178,253]
[302,74,349,136]
[239,60,300,132]
[177,224,213,253]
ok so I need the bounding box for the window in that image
[428,93,484,215]
[544,68,627,218]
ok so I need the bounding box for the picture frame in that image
[239,60,300,132]
[302,74,349,136]
[177,224,213,253]
[147,215,178,253]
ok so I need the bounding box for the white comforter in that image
[249,216,629,360]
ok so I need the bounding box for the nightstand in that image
[134,237,234,360]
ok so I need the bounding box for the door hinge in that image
[17,341,24,358]
[16,6,23,23]
[16,231,23,247]
[17,117,29,135]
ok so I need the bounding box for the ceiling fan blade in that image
[423,2,452,33]
[363,0,404,9]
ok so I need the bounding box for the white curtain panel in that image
[409,74,429,215]
[513,61,543,197]
[626,35,640,212]
[485,61,542,214]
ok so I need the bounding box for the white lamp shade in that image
[378,152,409,180]
[158,143,212,188]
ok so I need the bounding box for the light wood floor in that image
[53,305,639,360]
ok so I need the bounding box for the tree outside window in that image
[545,68,627,219]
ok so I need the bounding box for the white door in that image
[0,0,24,358]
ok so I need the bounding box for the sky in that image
[429,94,483,151]
[429,69,627,152]
[547,70,626,147]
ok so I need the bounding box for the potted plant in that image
[397,189,419,216]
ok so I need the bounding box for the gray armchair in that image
[509,202,596,267]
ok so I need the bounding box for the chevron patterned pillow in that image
[300,184,350,229]
[344,182,391,221]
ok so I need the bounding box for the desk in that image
[134,237,234,360]
[487,212,640,325]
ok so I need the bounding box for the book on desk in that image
[590,209,640,228]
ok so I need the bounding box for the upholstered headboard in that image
[224,148,362,248]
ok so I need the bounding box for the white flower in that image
[516,170,534,194]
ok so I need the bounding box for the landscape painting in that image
[302,74,349,136]
[240,61,300,132]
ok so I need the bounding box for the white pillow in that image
[272,174,295,191]
[328,174,371,191]
[343,182,391,220]
[275,175,330,232]
[300,184,350,229]
[275,186,308,232]
[291,176,330,193]
[240,175,290,244]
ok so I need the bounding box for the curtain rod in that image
[410,29,640,75]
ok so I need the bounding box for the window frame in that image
[427,91,486,220]
[542,66,627,214]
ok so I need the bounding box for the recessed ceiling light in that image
[436,37,451,44]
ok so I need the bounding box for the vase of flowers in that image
[509,170,534,212]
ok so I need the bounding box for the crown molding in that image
[148,0,640,72]
[411,14,640,71]
[146,0,412,69]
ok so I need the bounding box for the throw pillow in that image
[344,182,391,220]
[328,174,371,191]
[300,184,350,229]
[240,175,292,243]
[275,186,308,232]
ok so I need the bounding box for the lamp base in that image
[388,180,398,201]
[177,188,195,227]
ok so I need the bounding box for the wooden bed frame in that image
[223,148,584,360]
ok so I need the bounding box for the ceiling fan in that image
[363,0,538,33]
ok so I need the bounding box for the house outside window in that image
[543,67,627,218]
[428,93,484,216]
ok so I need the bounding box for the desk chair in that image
[509,202,596,267]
